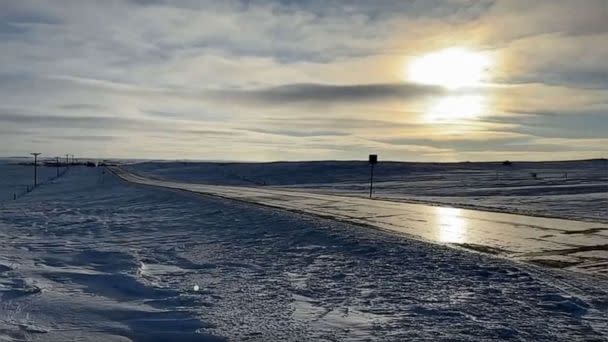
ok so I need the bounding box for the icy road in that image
[112,167,608,277]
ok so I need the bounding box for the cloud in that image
[481,0,608,40]
[57,103,109,111]
[242,127,350,137]
[0,110,140,128]
[182,129,240,137]
[376,136,572,153]
[53,135,120,141]
[510,112,608,140]
[0,0,606,161]
[209,82,443,104]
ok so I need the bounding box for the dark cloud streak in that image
[209,82,443,104]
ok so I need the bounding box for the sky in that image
[0,0,607,162]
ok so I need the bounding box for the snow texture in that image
[0,164,606,341]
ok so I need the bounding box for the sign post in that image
[368,154,378,198]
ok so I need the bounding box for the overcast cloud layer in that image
[1,0,606,161]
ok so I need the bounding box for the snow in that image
[0,164,607,340]
[114,166,608,277]
[0,159,62,202]
[126,159,608,222]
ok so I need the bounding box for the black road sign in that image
[369,154,378,164]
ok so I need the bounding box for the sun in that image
[425,95,485,123]
[407,48,490,89]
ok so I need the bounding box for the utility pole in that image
[30,152,41,187]
[368,154,378,198]
[66,154,69,167]
[56,156,59,177]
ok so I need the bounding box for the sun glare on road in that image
[435,207,468,244]
[407,47,490,89]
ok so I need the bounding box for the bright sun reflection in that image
[425,95,485,123]
[407,47,490,89]
[436,207,467,243]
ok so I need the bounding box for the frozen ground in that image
[0,159,62,202]
[127,159,608,222]
[0,165,607,341]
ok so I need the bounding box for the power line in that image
[30,152,41,187]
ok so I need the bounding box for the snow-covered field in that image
[0,159,61,202]
[0,162,607,340]
[128,159,608,222]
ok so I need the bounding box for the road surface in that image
[111,167,608,276]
